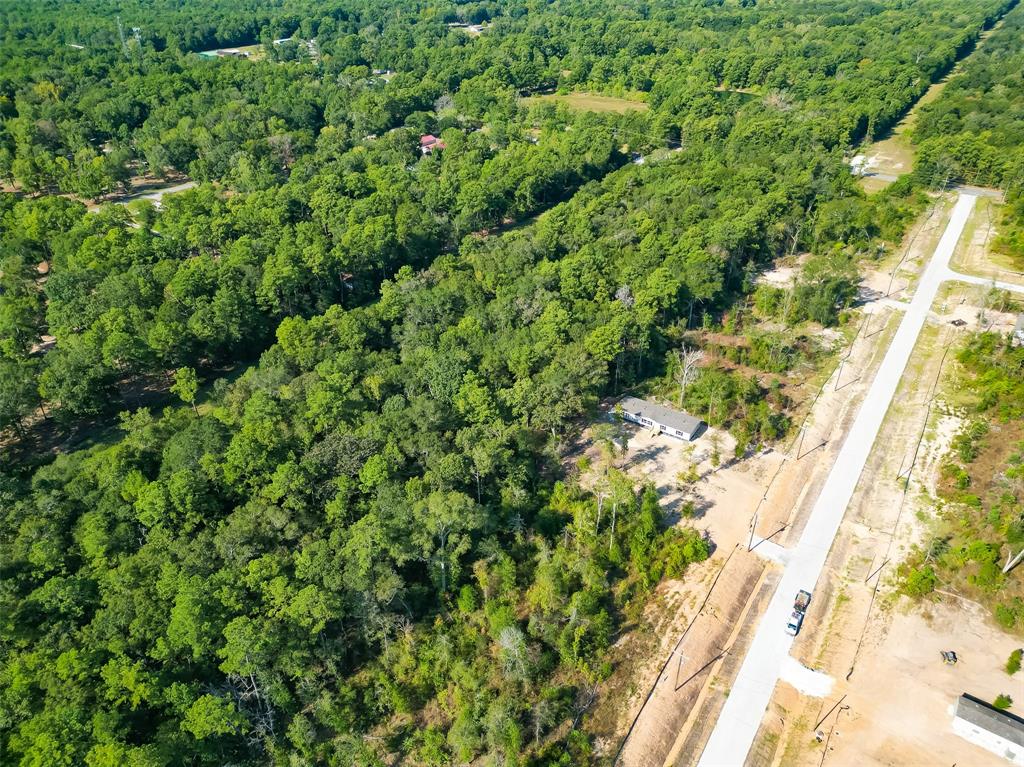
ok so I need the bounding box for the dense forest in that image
[912,1,1024,258]
[0,0,1018,764]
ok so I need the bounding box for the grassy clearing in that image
[521,91,650,114]
[857,175,894,194]
[857,19,1005,185]
[951,197,1024,278]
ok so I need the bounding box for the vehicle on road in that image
[785,590,812,635]
[785,611,805,635]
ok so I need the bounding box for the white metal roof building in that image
[953,693,1024,765]
[616,396,705,441]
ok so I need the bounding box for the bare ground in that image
[950,196,1024,286]
[753,299,1023,767]
[581,297,906,766]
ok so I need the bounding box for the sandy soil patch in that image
[803,601,1020,767]
[758,299,1023,767]
[951,197,1024,285]
[757,254,811,289]
[935,281,1021,333]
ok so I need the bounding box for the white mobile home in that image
[952,693,1024,765]
[617,397,705,441]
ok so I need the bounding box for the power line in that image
[846,329,952,681]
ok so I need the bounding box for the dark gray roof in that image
[955,693,1024,748]
[617,397,704,435]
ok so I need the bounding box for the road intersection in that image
[696,192,991,767]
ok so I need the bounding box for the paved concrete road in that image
[697,192,978,767]
[944,267,1024,295]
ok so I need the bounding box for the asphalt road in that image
[696,192,979,767]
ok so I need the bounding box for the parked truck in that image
[785,590,812,636]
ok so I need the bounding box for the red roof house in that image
[420,134,446,155]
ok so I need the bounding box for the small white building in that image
[616,396,705,441]
[952,693,1024,765]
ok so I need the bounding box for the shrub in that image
[901,564,937,597]
[1006,649,1022,676]
[996,605,1018,629]
[994,694,1013,710]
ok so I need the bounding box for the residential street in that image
[696,192,979,767]
[944,267,1024,295]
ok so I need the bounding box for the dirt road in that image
[86,180,196,212]
[697,193,979,767]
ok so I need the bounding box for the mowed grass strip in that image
[521,91,649,113]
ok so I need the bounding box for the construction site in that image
[581,191,1024,767]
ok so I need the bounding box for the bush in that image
[659,528,710,579]
[901,564,938,597]
[994,694,1013,710]
[996,604,1019,630]
[1006,649,1022,676]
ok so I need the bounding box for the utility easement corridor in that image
[697,192,978,767]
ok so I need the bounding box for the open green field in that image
[521,91,649,113]
[198,42,265,60]
[857,17,1005,190]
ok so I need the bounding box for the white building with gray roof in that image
[952,693,1024,765]
[616,396,705,441]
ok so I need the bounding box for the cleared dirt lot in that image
[950,196,1024,286]
[757,298,1023,767]
[584,297,907,766]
